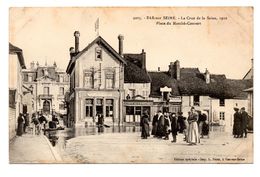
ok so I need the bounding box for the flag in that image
[95,18,99,32]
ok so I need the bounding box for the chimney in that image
[175,60,180,80]
[30,61,35,69]
[158,67,160,72]
[74,31,80,53]
[69,47,75,59]
[169,62,175,78]
[53,61,57,68]
[169,60,180,80]
[141,49,146,70]
[205,68,210,84]
[118,34,124,56]
[36,61,39,67]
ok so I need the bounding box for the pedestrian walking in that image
[163,112,171,140]
[156,111,165,138]
[38,114,48,134]
[240,107,248,138]
[177,112,185,133]
[16,113,24,136]
[23,113,29,133]
[31,113,41,135]
[187,107,200,145]
[140,111,150,139]
[151,112,159,137]
[170,112,178,143]
[198,111,207,138]
[233,107,241,138]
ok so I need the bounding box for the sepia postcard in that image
[9,7,253,164]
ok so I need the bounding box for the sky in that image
[9,7,253,79]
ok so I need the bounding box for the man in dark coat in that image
[151,113,159,137]
[240,107,248,138]
[163,112,171,140]
[177,112,185,133]
[170,112,178,142]
[233,107,241,138]
[156,111,165,138]
[140,111,150,139]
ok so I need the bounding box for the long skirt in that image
[187,122,200,144]
[17,122,24,136]
[151,123,158,136]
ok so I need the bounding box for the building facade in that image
[66,32,126,127]
[9,43,27,139]
[22,61,69,119]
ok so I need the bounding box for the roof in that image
[66,36,126,74]
[9,43,26,69]
[243,68,253,80]
[124,53,144,69]
[244,87,253,92]
[124,60,151,83]
[149,71,179,97]
[148,68,253,99]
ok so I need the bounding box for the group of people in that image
[233,107,249,138]
[17,112,60,136]
[16,113,29,136]
[140,107,209,146]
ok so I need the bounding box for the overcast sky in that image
[9,7,253,79]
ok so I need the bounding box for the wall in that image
[124,83,151,99]
[211,98,248,132]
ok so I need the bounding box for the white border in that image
[0,1,258,177]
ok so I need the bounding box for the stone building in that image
[9,43,26,139]
[22,61,69,119]
[149,60,253,131]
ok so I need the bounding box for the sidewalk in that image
[9,133,62,163]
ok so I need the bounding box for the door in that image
[43,100,50,114]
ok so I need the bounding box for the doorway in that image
[43,100,50,114]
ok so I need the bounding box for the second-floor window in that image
[219,98,225,106]
[193,95,200,106]
[95,47,102,60]
[84,71,94,88]
[59,87,64,95]
[220,112,225,120]
[105,71,114,89]
[43,87,49,95]
[24,74,28,82]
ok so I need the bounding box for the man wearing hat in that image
[240,107,248,138]
[233,107,241,138]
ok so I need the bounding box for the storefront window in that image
[106,99,113,117]
[85,99,93,117]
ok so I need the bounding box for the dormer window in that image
[95,47,102,60]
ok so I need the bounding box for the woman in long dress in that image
[187,107,200,145]
[17,113,24,136]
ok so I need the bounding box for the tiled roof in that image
[148,69,253,99]
[124,60,151,83]
[9,43,26,69]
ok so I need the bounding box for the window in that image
[59,87,64,95]
[59,104,65,110]
[43,87,49,95]
[59,75,64,82]
[28,75,32,82]
[85,99,93,117]
[193,95,200,106]
[106,99,113,117]
[95,47,102,60]
[105,71,114,89]
[220,112,225,120]
[84,71,94,88]
[219,98,225,106]
[24,74,28,82]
